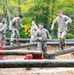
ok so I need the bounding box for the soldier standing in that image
[51,10,72,50]
[30,21,38,42]
[35,23,52,53]
[9,14,24,46]
[0,18,7,46]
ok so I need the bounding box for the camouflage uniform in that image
[35,28,52,52]
[30,24,38,42]
[51,15,72,49]
[0,22,7,46]
[9,17,23,45]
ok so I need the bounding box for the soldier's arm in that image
[20,23,24,28]
[0,24,7,32]
[19,20,24,28]
[35,25,38,30]
[51,18,57,30]
[46,30,52,40]
[65,16,72,24]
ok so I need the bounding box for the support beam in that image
[3,43,37,50]
[0,50,42,55]
[0,60,74,68]
[43,47,74,58]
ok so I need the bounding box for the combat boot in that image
[59,39,63,50]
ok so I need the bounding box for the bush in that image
[66,33,74,39]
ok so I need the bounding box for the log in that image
[0,50,42,55]
[0,60,74,68]
[4,42,74,50]
[43,47,74,58]
[6,38,74,45]
[3,43,37,50]
[6,38,74,42]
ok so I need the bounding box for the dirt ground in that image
[0,45,74,75]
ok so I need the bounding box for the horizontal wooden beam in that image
[3,43,37,50]
[6,38,74,42]
[55,47,74,56]
[0,60,74,68]
[0,50,42,55]
[43,47,74,58]
[6,38,74,45]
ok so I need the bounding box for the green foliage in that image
[66,33,74,39]
[0,0,74,38]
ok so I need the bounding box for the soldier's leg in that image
[42,42,47,53]
[37,42,42,51]
[0,35,3,46]
[58,32,63,49]
[30,35,34,43]
[10,30,16,46]
[15,30,21,46]
[61,31,67,48]
[2,35,6,46]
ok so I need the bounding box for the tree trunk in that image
[6,0,11,23]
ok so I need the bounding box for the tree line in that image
[0,0,74,38]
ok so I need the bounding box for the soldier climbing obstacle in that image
[0,18,7,46]
[9,14,24,46]
[30,20,38,43]
[51,10,72,50]
[35,23,52,53]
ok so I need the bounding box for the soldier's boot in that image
[16,41,21,46]
[10,41,15,46]
[61,39,67,49]
[59,39,63,50]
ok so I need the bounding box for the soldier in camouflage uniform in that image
[35,23,52,53]
[0,18,7,46]
[9,14,24,46]
[51,10,72,50]
[30,21,38,43]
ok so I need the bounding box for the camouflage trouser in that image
[0,34,6,46]
[30,35,35,43]
[10,29,19,42]
[37,42,47,52]
[58,31,67,49]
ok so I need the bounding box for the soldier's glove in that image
[37,37,43,41]
[9,30,12,32]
